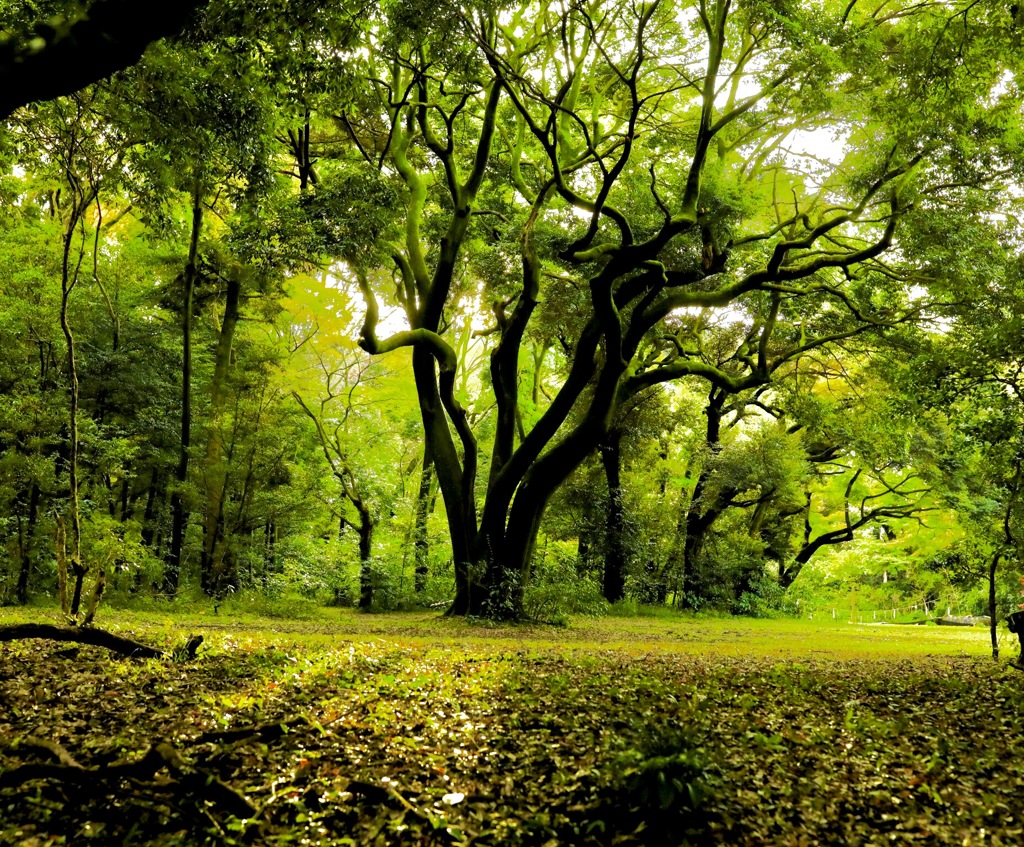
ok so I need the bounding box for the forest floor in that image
[1,607,1021,846]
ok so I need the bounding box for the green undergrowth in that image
[1,609,1022,845]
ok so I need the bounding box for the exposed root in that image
[0,623,202,660]
[0,739,257,819]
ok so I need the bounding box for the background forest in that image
[2,0,1024,624]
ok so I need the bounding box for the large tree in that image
[350,0,1022,618]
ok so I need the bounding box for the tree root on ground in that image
[0,623,202,660]
[1,737,256,819]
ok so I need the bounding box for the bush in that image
[217,591,322,620]
[607,598,662,617]
[733,570,790,618]
[523,542,608,622]
[270,535,346,600]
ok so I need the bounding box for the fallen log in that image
[0,623,201,660]
[936,615,991,627]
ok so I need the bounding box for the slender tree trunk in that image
[678,389,727,607]
[140,468,161,549]
[531,341,547,406]
[989,551,1001,660]
[782,474,861,589]
[263,519,277,576]
[601,429,627,603]
[15,484,40,605]
[357,503,374,610]
[413,444,433,593]
[202,274,241,596]
[289,112,317,192]
[164,187,203,596]
[118,476,131,522]
[59,211,86,617]
[577,534,589,567]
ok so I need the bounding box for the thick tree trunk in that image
[202,274,241,596]
[486,355,623,618]
[164,188,202,596]
[748,496,771,540]
[601,429,627,603]
[472,321,604,618]
[0,0,208,121]
[680,512,719,603]
[413,349,476,615]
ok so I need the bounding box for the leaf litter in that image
[1,627,1022,845]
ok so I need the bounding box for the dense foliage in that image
[1,0,1024,624]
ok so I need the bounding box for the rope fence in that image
[794,597,979,624]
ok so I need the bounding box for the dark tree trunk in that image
[577,534,590,570]
[357,504,374,610]
[601,428,626,603]
[781,474,862,590]
[164,188,202,596]
[989,551,1000,660]
[0,0,208,121]
[202,274,241,596]
[15,484,40,605]
[678,389,728,606]
[415,348,476,615]
[413,444,433,593]
[288,113,318,192]
[779,492,815,589]
[994,458,1022,659]
[118,476,131,523]
[263,519,277,575]
[140,469,161,550]
[483,339,622,619]
[59,191,88,618]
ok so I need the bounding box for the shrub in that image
[733,570,790,618]
[523,542,608,622]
